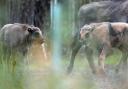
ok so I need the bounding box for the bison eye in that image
[85,33,89,38]
[28,27,34,33]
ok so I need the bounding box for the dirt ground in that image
[22,58,128,89]
[19,45,128,89]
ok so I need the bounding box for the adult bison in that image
[0,23,44,70]
[67,0,128,74]
[78,0,128,28]
[80,22,128,73]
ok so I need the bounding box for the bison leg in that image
[98,50,106,73]
[67,41,82,74]
[98,44,110,73]
[116,52,128,72]
[12,60,16,72]
[85,46,97,74]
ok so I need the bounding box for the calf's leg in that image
[98,44,110,73]
[116,51,128,72]
[85,46,97,74]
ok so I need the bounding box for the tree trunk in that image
[8,0,50,31]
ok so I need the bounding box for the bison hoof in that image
[92,70,97,74]
[115,68,119,73]
[97,68,106,76]
[67,66,73,74]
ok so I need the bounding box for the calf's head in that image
[27,26,44,44]
[80,24,94,40]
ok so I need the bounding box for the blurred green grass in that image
[0,45,121,89]
[0,43,25,89]
[0,63,24,89]
[106,50,121,65]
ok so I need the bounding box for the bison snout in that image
[80,30,85,40]
[40,38,45,44]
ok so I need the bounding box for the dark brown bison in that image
[0,23,44,70]
[78,0,128,28]
[79,22,128,73]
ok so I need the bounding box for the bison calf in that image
[67,22,107,74]
[80,22,128,74]
[0,23,44,71]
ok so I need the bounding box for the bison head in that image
[27,26,44,44]
[80,24,94,40]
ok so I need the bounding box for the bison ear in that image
[30,25,34,27]
[27,27,34,34]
